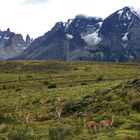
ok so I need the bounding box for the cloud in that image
[22,0,48,4]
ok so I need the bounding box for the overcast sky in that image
[0,0,140,39]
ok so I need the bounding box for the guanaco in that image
[99,116,114,131]
[55,105,62,119]
[54,97,61,106]
[83,118,97,132]
[39,97,48,105]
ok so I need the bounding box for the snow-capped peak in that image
[128,6,140,17]
[117,6,140,20]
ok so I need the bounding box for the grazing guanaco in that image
[83,118,97,132]
[39,97,48,105]
[55,105,62,119]
[99,116,114,131]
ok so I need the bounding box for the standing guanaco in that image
[99,116,114,131]
[83,118,97,132]
[55,105,62,119]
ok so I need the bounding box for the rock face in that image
[0,29,31,60]
[10,7,140,61]
[96,6,140,61]
[14,15,102,60]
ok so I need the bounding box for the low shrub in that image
[42,80,50,85]
[96,75,103,81]
[26,75,33,79]
[49,124,75,140]
[48,84,57,89]
[131,98,140,113]
[81,83,87,85]
[8,126,34,140]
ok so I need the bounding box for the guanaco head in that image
[54,97,61,106]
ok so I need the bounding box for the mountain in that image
[97,6,140,61]
[14,15,102,60]
[11,7,140,61]
[0,29,32,60]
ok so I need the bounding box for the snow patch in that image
[126,12,132,20]
[122,32,129,42]
[3,36,9,40]
[82,30,102,45]
[129,54,134,59]
[118,10,123,19]
[87,25,95,28]
[122,43,128,48]
[130,7,140,17]
[66,34,73,40]
[65,19,73,31]
[22,47,27,50]
[17,44,24,47]
[118,10,123,16]
[98,22,103,27]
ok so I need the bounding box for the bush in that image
[81,83,87,86]
[26,75,33,79]
[42,80,50,85]
[8,126,34,140]
[132,98,140,113]
[96,75,103,81]
[48,84,57,89]
[113,116,126,127]
[63,101,83,115]
[2,85,6,90]
[49,125,75,140]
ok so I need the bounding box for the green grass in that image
[0,61,140,140]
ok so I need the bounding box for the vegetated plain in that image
[0,60,140,140]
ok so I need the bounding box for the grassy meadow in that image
[0,61,140,140]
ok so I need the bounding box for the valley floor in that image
[0,61,140,140]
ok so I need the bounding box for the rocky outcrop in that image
[0,29,32,60]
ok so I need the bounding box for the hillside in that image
[0,61,140,140]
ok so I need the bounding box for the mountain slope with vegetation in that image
[0,61,140,140]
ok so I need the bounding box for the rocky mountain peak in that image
[0,29,31,59]
[65,15,102,36]
[6,6,140,62]
[26,34,30,42]
[6,28,10,32]
[51,22,64,33]
[100,6,140,37]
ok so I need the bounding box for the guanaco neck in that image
[110,116,114,126]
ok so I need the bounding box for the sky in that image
[0,0,140,39]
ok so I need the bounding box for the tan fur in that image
[39,97,48,105]
[99,116,113,131]
[54,97,61,106]
[55,106,62,119]
[83,118,97,132]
